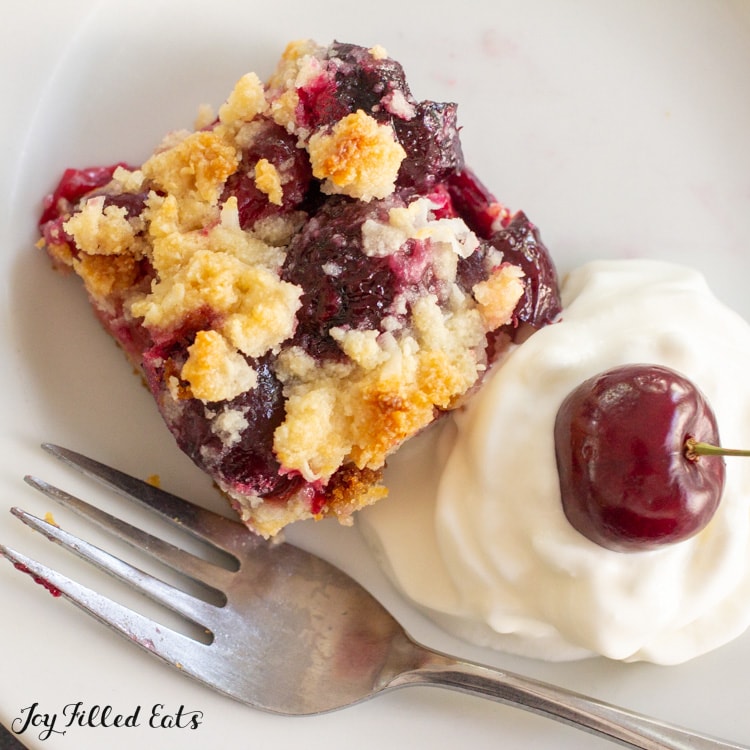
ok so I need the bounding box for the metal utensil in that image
[1,444,746,750]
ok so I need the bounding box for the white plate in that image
[2,1,750,748]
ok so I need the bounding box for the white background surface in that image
[2,1,750,748]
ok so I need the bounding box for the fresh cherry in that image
[553,364,743,552]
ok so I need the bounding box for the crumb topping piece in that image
[210,407,250,448]
[254,158,284,205]
[63,196,141,257]
[142,130,239,206]
[131,244,302,359]
[73,253,143,309]
[218,72,267,126]
[308,110,406,201]
[368,45,388,60]
[266,39,323,133]
[182,330,258,402]
[361,197,478,273]
[473,264,525,330]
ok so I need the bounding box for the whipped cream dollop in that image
[361,259,750,664]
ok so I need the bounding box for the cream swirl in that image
[361,260,750,664]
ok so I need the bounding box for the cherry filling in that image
[221,118,316,230]
[42,168,561,505]
[448,168,508,239]
[295,42,414,131]
[488,212,561,333]
[393,102,463,191]
[99,191,151,218]
[282,197,401,361]
[139,305,298,501]
[39,163,133,227]
[450,168,562,337]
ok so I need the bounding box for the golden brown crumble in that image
[473,264,526,330]
[181,330,258,402]
[253,159,284,205]
[308,110,406,201]
[143,130,238,206]
[73,253,143,310]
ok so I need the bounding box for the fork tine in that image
[24,475,234,592]
[42,443,248,556]
[0,541,208,672]
[9,507,219,630]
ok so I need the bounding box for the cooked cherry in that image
[221,118,314,230]
[448,168,561,338]
[143,342,298,499]
[447,168,509,239]
[39,163,133,227]
[488,211,561,334]
[554,364,726,552]
[293,43,464,193]
[394,101,464,191]
[281,196,399,361]
[101,191,150,217]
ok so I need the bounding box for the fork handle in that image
[390,645,747,750]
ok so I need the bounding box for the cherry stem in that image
[684,437,750,460]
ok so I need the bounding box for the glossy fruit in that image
[221,118,314,231]
[448,168,562,339]
[554,364,726,552]
[39,163,132,227]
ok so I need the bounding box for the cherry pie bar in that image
[38,40,561,537]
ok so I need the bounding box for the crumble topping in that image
[330,328,384,370]
[218,72,267,126]
[131,246,302,358]
[63,196,141,257]
[210,406,250,448]
[141,129,239,206]
[381,90,416,119]
[73,252,143,309]
[112,166,145,193]
[308,110,406,201]
[361,196,478,266]
[194,103,216,131]
[266,39,322,134]
[254,158,284,205]
[127,193,299,372]
[274,273,520,483]
[182,330,258,402]
[473,264,526,330]
[368,45,389,61]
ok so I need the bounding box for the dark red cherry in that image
[39,163,134,227]
[554,364,727,552]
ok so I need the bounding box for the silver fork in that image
[1,445,746,750]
